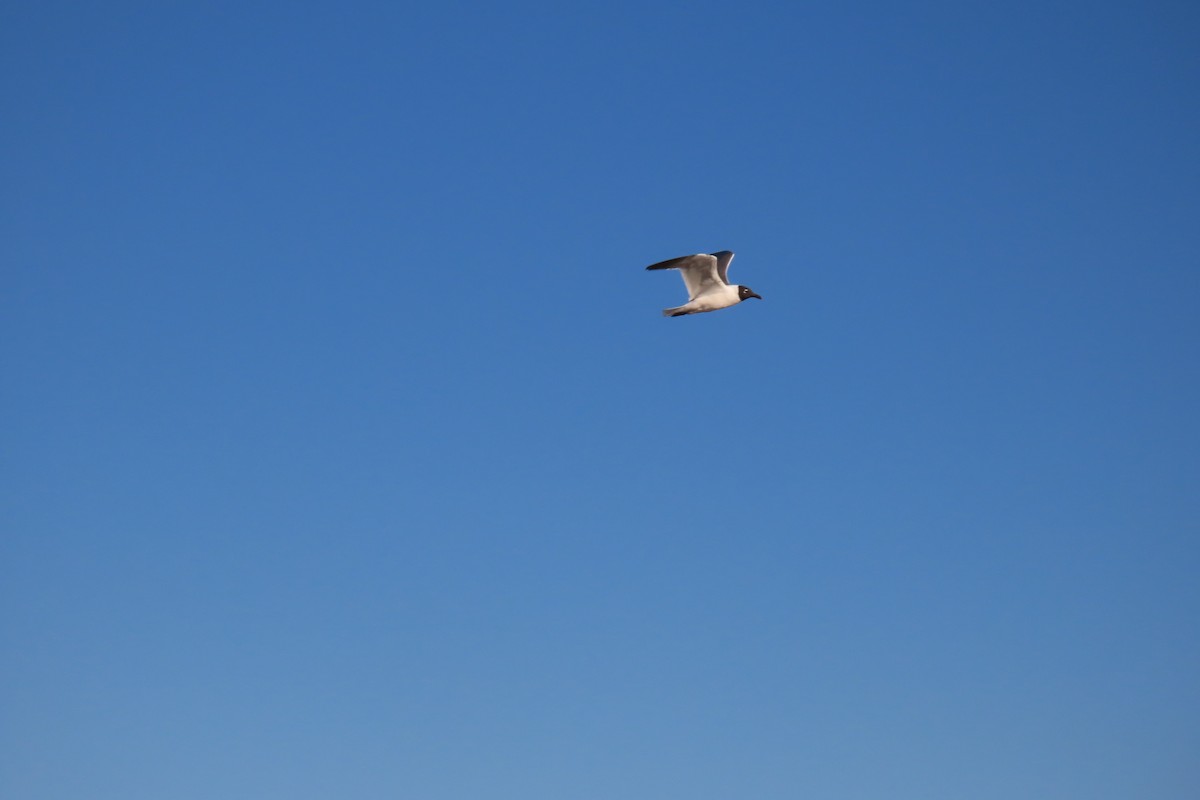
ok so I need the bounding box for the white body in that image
[663,283,742,316]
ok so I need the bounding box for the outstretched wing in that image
[712,251,735,285]
[645,253,722,300]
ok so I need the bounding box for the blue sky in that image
[2,1,1198,797]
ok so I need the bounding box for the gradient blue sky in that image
[3,1,1198,797]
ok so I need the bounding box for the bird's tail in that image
[662,306,690,317]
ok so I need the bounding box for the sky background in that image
[3,1,1198,797]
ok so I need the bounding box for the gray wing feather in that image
[645,254,698,271]
[712,251,735,284]
[645,253,721,300]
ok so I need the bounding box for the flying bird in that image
[645,250,762,317]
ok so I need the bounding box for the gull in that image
[645,250,762,317]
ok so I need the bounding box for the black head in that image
[738,285,763,301]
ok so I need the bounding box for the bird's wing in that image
[712,251,735,285]
[645,253,722,300]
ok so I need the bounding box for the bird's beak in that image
[749,292,763,300]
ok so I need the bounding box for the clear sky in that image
[3,1,1198,797]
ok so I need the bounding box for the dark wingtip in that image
[645,254,697,271]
